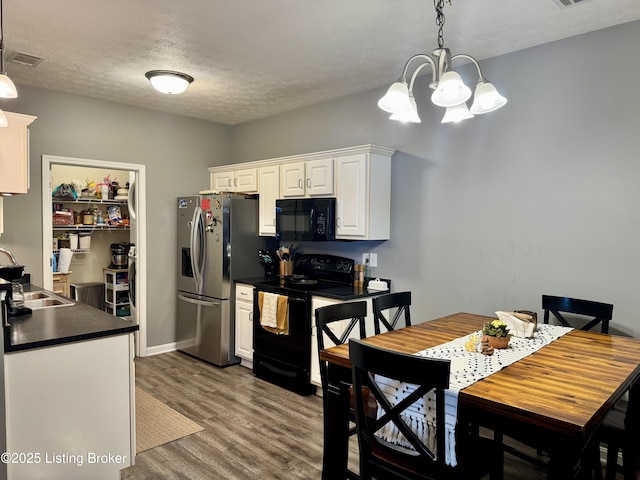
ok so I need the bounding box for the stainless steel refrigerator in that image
[176,193,265,366]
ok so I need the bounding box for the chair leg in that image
[592,441,604,480]
[605,443,619,480]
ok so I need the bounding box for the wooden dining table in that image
[319,312,640,480]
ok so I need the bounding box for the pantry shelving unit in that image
[103,267,131,317]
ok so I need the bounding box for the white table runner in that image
[375,324,573,466]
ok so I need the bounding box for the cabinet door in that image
[235,284,254,361]
[306,158,334,196]
[212,172,233,191]
[233,168,258,193]
[336,153,367,237]
[0,112,36,194]
[259,165,279,236]
[280,161,305,197]
[310,297,343,388]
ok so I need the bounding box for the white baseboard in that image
[142,342,177,357]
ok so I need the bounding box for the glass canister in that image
[82,210,94,225]
[10,280,24,309]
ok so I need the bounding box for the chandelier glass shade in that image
[145,70,194,94]
[0,0,17,103]
[378,0,507,124]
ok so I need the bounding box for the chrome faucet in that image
[0,247,18,265]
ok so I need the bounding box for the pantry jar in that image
[82,210,93,225]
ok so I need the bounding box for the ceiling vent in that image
[550,0,591,7]
[7,51,44,68]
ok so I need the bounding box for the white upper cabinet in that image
[258,165,279,236]
[0,112,37,195]
[208,145,394,240]
[211,167,258,194]
[336,150,392,240]
[280,158,334,198]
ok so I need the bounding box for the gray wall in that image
[1,86,232,347]
[2,20,639,349]
[231,20,640,337]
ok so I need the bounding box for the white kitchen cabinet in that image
[0,112,37,195]
[336,151,391,240]
[4,334,135,480]
[211,168,258,193]
[280,158,334,198]
[235,283,255,366]
[258,165,279,236]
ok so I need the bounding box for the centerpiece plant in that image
[482,320,511,338]
[481,319,511,349]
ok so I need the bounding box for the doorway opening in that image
[41,155,147,357]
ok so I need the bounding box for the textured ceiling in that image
[4,0,640,126]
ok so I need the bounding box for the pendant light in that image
[378,0,506,124]
[145,70,194,94]
[0,0,17,99]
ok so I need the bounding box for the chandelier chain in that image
[434,0,445,48]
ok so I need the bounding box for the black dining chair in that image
[594,399,628,480]
[372,291,411,335]
[349,338,503,480]
[500,295,615,474]
[542,295,613,333]
[315,301,369,480]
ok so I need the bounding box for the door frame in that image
[41,154,148,357]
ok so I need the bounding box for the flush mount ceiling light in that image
[145,70,194,94]
[378,0,507,124]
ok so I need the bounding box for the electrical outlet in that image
[362,253,370,265]
[369,253,378,267]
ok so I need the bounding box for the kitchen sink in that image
[23,291,74,309]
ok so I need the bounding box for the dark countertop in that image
[235,277,391,301]
[3,284,139,353]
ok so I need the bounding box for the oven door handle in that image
[286,296,308,304]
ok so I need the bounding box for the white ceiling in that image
[5,0,640,126]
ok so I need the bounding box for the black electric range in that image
[251,254,357,395]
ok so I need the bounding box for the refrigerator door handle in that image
[178,293,221,308]
[127,180,137,221]
[190,205,205,294]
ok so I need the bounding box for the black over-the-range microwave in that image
[275,197,336,241]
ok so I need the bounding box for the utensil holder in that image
[279,260,293,277]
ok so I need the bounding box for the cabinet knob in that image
[298,179,303,189]
[306,178,311,188]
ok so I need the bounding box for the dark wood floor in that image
[121,351,621,480]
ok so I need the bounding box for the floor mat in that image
[135,387,204,454]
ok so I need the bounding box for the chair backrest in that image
[542,295,613,333]
[349,338,451,477]
[372,291,412,335]
[315,301,367,397]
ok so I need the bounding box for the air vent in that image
[551,0,590,7]
[7,51,44,68]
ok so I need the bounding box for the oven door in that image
[252,289,316,395]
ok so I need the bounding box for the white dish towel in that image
[260,292,279,328]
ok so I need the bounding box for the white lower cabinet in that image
[4,334,135,480]
[235,283,255,366]
[311,296,378,391]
